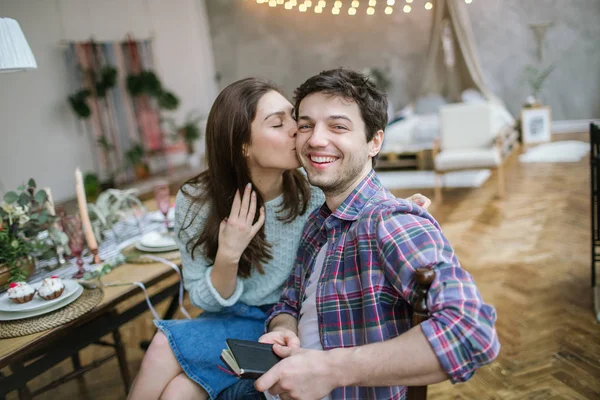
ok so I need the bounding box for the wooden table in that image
[0,244,182,398]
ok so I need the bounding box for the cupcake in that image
[8,282,36,304]
[38,276,65,300]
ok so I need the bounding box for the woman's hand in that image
[217,183,266,264]
[406,193,431,210]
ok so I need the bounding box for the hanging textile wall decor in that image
[65,37,184,185]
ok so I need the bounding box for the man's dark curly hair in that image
[293,68,388,144]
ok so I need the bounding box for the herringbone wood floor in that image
[6,135,600,399]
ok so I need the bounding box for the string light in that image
[465,0,473,3]
[254,0,440,16]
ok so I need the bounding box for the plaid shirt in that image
[267,170,500,399]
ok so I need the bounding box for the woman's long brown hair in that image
[179,78,310,278]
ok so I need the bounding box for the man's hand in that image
[406,193,431,210]
[255,347,337,400]
[258,328,300,357]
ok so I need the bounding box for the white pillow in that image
[415,93,448,115]
[461,89,486,103]
[412,114,440,144]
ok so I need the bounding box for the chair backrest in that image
[407,268,436,400]
[440,102,495,151]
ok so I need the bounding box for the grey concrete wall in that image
[205,0,600,120]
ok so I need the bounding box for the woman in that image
[128,78,430,400]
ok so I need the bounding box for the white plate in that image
[0,284,84,321]
[149,208,175,222]
[0,280,81,312]
[139,231,177,248]
[135,242,179,253]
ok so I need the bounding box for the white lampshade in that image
[0,17,37,72]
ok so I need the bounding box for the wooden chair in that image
[406,268,436,400]
[433,102,518,202]
[590,123,600,288]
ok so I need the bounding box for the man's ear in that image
[368,130,384,158]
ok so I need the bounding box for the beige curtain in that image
[417,0,504,106]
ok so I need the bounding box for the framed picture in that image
[521,106,552,144]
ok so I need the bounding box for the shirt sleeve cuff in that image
[420,319,475,383]
[264,307,298,333]
[204,266,244,307]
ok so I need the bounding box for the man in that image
[255,68,500,399]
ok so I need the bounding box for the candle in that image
[75,168,101,264]
[44,187,55,216]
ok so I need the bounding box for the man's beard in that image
[305,153,366,198]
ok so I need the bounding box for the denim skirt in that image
[155,302,273,399]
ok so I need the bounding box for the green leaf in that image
[17,185,25,191]
[28,178,36,189]
[29,213,40,221]
[35,190,47,204]
[18,192,31,207]
[3,192,18,204]
[38,213,49,224]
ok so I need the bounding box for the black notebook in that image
[220,339,282,379]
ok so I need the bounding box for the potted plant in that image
[126,69,180,111]
[164,110,204,155]
[523,64,555,107]
[87,189,146,242]
[125,144,150,180]
[0,179,57,285]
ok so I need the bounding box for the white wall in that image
[0,0,217,202]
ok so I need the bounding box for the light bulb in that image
[332,7,340,14]
[349,7,357,14]
[318,0,326,7]
[315,5,323,12]
[425,2,433,10]
[335,1,342,7]
[299,3,307,11]
[465,0,473,3]
[269,0,276,6]
[387,0,395,5]
[385,6,393,14]
[305,0,312,6]
[352,0,360,7]
[285,2,293,8]
[367,6,375,14]
[369,0,376,6]
[292,0,297,4]
[406,0,413,3]
[403,4,411,12]
[277,0,284,4]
